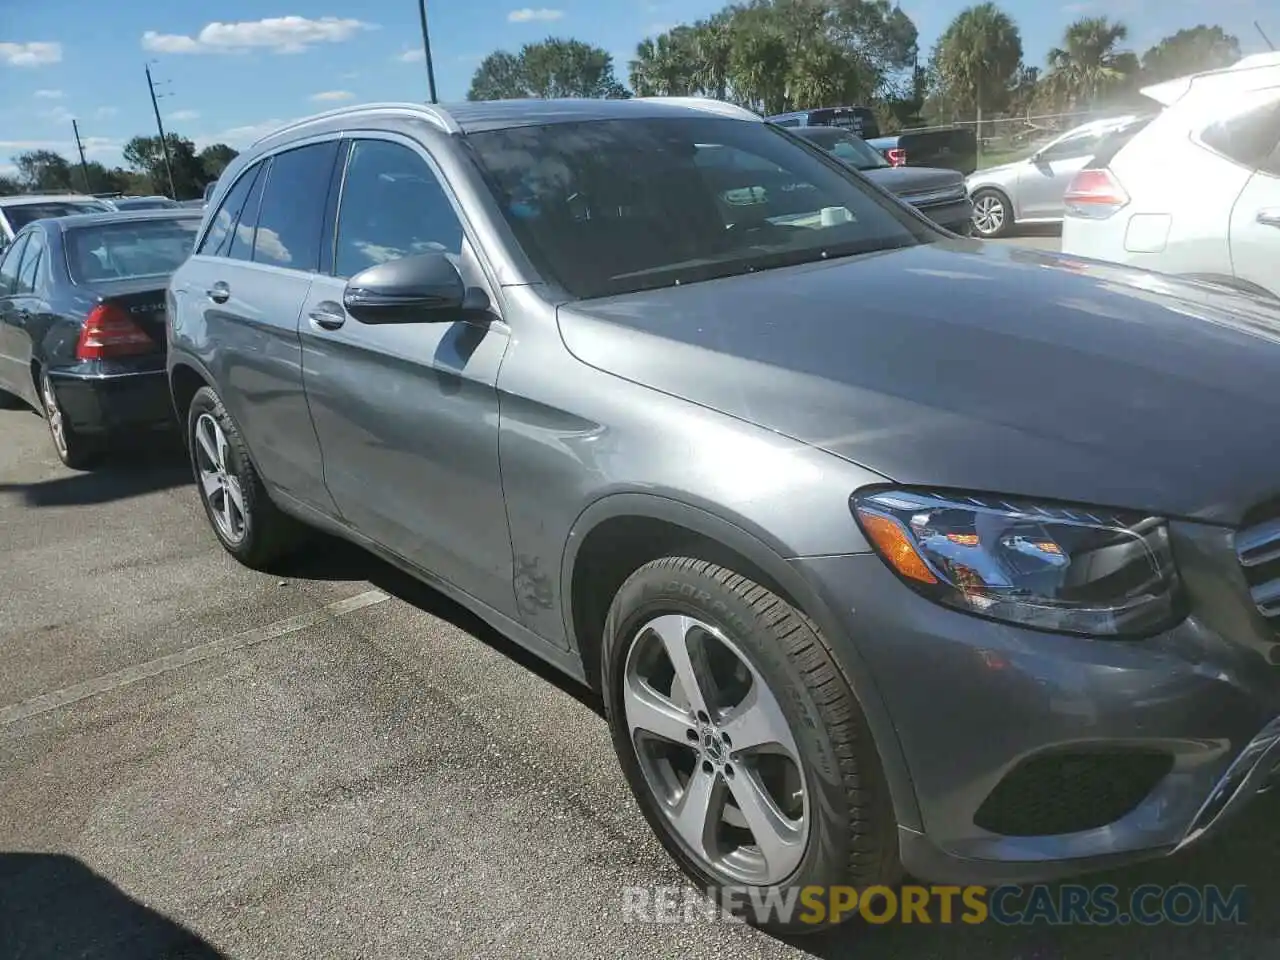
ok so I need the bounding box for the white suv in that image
[1060,53,1280,298]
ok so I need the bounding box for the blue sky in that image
[1,0,1273,176]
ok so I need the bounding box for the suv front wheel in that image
[602,557,900,933]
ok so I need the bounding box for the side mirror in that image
[342,251,466,324]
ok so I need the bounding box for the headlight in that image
[851,489,1184,637]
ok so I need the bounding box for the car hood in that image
[863,166,964,198]
[967,161,1020,183]
[557,242,1280,525]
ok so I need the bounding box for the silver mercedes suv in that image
[168,97,1280,931]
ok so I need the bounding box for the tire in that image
[602,557,899,934]
[187,385,302,569]
[970,188,1012,239]
[40,369,98,470]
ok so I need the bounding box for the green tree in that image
[198,143,239,181]
[1141,26,1240,83]
[0,175,22,196]
[1045,17,1138,109]
[14,150,75,192]
[931,4,1023,120]
[468,38,629,100]
[630,27,699,96]
[122,133,205,199]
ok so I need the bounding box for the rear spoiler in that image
[1140,50,1280,106]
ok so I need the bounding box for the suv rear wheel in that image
[188,385,302,569]
[602,557,899,933]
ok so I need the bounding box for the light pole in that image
[417,0,439,104]
[145,62,177,199]
[71,119,92,193]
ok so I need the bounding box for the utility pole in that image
[71,119,92,193]
[417,0,439,104]
[145,63,177,199]
[1257,21,1275,51]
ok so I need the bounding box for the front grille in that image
[901,187,967,208]
[973,749,1173,837]
[1235,511,1280,623]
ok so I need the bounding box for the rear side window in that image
[1039,130,1106,162]
[1201,93,1280,169]
[0,233,29,294]
[251,141,339,271]
[198,165,262,256]
[16,230,45,294]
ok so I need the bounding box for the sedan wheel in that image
[40,370,97,469]
[603,557,900,933]
[971,189,1010,238]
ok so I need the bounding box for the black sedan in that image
[793,126,974,235]
[0,209,200,468]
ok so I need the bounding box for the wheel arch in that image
[560,491,922,832]
[168,355,215,446]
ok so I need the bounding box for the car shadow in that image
[781,792,1279,957]
[279,533,604,717]
[0,439,191,508]
[0,852,224,958]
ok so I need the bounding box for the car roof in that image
[0,193,109,207]
[35,208,202,231]
[1140,51,1280,107]
[253,96,765,147]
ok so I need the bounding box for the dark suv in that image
[169,97,1280,931]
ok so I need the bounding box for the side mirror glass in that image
[342,252,467,324]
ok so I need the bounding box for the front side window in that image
[334,139,464,279]
[0,233,29,295]
[15,230,45,294]
[1201,91,1280,170]
[466,117,931,299]
[65,218,200,284]
[251,141,338,271]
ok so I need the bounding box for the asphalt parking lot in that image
[2,240,1278,959]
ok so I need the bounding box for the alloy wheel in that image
[623,613,809,886]
[194,412,247,544]
[41,374,67,458]
[972,193,1005,237]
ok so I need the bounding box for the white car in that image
[964,116,1138,238]
[0,193,114,251]
[1061,52,1280,298]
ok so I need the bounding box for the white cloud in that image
[168,108,199,121]
[42,106,76,124]
[34,88,63,99]
[507,8,564,23]
[396,48,425,62]
[310,90,355,102]
[0,41,62,67]
[141,17,374,56]
[95,106,120,119]
[0,163,18,178]
[340,71,360,79]
[193,118,297,150]
[0,136,120,157]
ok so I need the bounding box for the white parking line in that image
[0,588,390,726]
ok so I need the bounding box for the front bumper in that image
[46,365,175,435]
[791,518,1280,885]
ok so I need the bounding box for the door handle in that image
[1257,208,1280,229]
[206,281,231,304]
[308,301,346,331]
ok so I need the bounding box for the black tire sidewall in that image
[602,562,868,904]
[41,371,94,470]
[187,386,259,559]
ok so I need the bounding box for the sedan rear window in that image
[65,218,200,283]
[466,117,931,299]
[2,200,113,231]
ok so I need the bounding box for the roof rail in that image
[250,101,459,147]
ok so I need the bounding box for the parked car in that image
[964,115,1140,237]
[169,98,1280,932]
[0,209,201,466]
[866,127,979,176]
[107,195,182,211]
[766,105,880,140]
[793,126,973,234]
[1061,53,1280,298]
[0,193,115,251]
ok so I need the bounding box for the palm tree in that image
[932,4,1022,133]
[1045,17,1138,108]
[630,29,697,96]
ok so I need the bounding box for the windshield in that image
[796,130,890,170]
[466,117,933,299]
[3,200,112,231]
[65,217,200,284]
